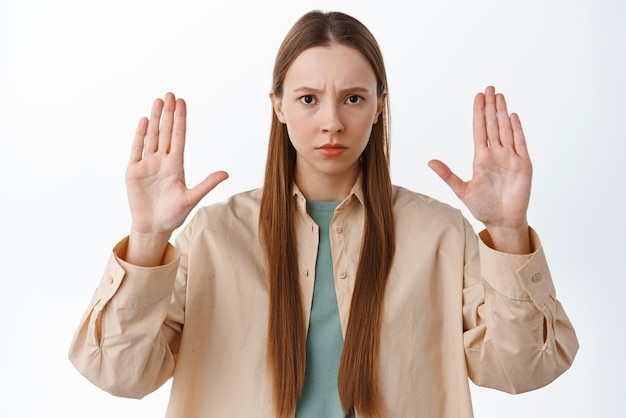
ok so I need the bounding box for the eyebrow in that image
[292,86,373,95]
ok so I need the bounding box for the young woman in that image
[69,10,578,418]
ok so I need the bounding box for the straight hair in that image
[259,10,395,418]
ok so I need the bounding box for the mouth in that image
[317,143,347,156]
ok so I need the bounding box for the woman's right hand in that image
[124,92,228,265]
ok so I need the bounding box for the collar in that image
[292,173,365,214]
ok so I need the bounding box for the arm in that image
[68,238,182,398]
[69,93,227,396]
[462,224,578,392]
[431,87,578,391]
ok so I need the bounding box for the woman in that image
[69,10,578,418]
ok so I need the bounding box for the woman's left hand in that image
[428,86,532,254]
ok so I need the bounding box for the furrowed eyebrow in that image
[292,86,321,94]
[292,86,373,95]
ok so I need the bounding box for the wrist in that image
[124,229,173,267]
[482,222,531,254]
[129,227,173,242]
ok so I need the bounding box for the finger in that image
[484,86,499,147]
[496,93,514,147]
[510,113,530,160]
[169,98,187,156]
[472,92,488,150]
[145,98,164,153]
[428,160,465,198]
[130,117,149,163]
[158,92,176,154]
[187,171,230,207]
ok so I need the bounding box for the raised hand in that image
[125,93,228,265]
[428,86,532,254]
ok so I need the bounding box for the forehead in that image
[283,44,377,89]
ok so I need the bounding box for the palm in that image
[429,86,532,230]
[126,93,228,235]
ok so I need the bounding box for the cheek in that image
[285,114,315,139]
[353,115,376,138]
[284,121,309,150]
[348,106,378,127]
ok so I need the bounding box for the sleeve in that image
[68,236,184,399]
[462,224,579,394]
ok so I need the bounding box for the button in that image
[108,276,114,284]
[335,226,343,234]
[339,272,347,279]
[531,273,542,283]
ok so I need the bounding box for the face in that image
[271,43,383,199]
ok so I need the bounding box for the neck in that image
[294,166,360,202]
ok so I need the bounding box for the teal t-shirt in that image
[296,200,353,418]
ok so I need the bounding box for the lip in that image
[317,143,347,156]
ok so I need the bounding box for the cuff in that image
[93,237,180,309]
[478,227,556,308]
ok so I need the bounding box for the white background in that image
[1,0,624,416]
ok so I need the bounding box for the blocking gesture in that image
[428,86,532,253]
[125,93,228,265]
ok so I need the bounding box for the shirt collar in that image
[291,173,365,212]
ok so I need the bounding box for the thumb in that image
[428,160,465,197]
[186,170,229,207]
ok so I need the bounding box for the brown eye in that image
[300,95,315,104]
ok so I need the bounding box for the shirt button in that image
[531,273,542,283]
[108,276,114,284]
[335,226,343,234]
[339,272,347,279]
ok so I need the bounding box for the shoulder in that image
[174,188,264,258]
[391,185,472,236]
[189,188,263,230]
[391,185,473,246]
[392,185,463,221]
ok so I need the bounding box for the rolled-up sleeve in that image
[68,237,181,399]
[463,227,579,394]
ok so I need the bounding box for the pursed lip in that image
[317,143,347,150]
[316,143,347,156]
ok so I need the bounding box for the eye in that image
[299,95,316,105]
[346,95,362,104]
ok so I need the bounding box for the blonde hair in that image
[259,10,395,417]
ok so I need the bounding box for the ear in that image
[269,91,286,124]
[373,92,386,124]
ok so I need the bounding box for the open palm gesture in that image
[429,86,532,253]
[126,93,228,237]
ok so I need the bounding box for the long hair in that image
[259,10,395,417]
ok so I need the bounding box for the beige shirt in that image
[69,182,578,418]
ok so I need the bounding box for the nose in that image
[320,103,344,134]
